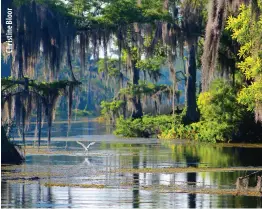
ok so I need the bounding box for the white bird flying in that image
[76,141,96,154]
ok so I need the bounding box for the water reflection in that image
[186,154,199,208]
[2,125,262,208]
[11,120,113,138]
[132,149,140,208]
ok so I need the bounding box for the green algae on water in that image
[43,182,105,188]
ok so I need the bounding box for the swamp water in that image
[2,120,262,208]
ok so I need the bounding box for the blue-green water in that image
[2,120,262,208]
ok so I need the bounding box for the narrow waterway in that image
[2,120,262,208]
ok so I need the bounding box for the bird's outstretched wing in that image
[76,141,88,151]
[87,142,96,149]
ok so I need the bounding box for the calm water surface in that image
[2,120,262,208]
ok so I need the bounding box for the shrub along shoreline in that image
[114,79,262,143]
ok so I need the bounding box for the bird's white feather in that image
[86,142,96,149]
[76,141,88,151]
[76,141,95,151]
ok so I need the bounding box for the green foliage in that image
[72,109,93,117]
[193,79,245,142]
[197,79,243,123]
[100,100,125,120]
[114,115,178,137]
[160,121,231,143]
[159,124,196,140]
[98,59,122,77]
[69,0,87,15]
[119,81,170,97]
[102,0,143,25]
[33,81,80,96]
[136,55,166,80]
[226,3,262,115]
[184,0,208,22]
[1,77,80,97]
[237,80,262,111]
[13,0,74,18]
[160,79,258,142]
[78,0,171,31]
[190,121,232,143]
[100,0,171,25]
[136,56,165,72]
[196,38,204,69]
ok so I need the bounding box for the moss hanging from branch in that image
[89,0,183,119]
[79,33,88,77]
[201,0,253,91]
[36,97,42,147]
[1,1,83,149]
[67,83,75,125]
[4,1,76,81]
[1,77,81,146]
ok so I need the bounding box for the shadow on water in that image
[186,153,200,209]
[133,149,140,208]
[2,120,262,208]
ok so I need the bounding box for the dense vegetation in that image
[1,0,262,148]
[101,0,262,142]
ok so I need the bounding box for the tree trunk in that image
[1,126,24,164]
[119,73,127,119]
[131,97,143,119]
[122,95,127,119]
[37,98,42,147]
[87,69,92,107]
[185,43,199,123]
[167,51,177,116]
[131,61,143,119]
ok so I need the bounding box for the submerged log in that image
[236,174,262,193]
[256,176,262,192]
[236,177,249,191]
